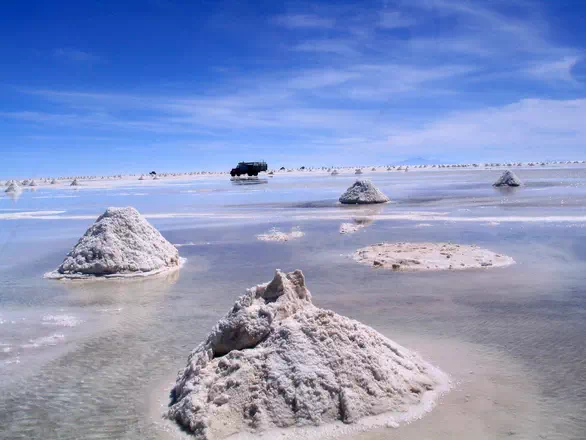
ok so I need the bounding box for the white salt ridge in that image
[22,333,65,349]
[257,227,304,242]
[339,218,374,234]
[339,222,364,234]
[45,206,182,279]
[493,170,522,187]
[167,270,450,440]
[339,180,390,204]
[354,242,515,271]
[42,314,83,328]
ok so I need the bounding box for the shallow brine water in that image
[1,167,585,440]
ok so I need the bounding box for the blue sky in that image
[1,0,585,177]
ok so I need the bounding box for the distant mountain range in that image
[394,157,443,165]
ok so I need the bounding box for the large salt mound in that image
[167,270,449,439]
[493,170,521,187]
[45,207,181,279]
[339,180,389,204]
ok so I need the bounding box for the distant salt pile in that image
[167,270,449,439]
[5,182,21,193]
[70,179,79,186]
[50,179,58,185]
[257,227,304,242]
[45,207,181,279]
[331,169,339,176]
[355,168,363,175]
[139,175,145,180]
[493,170,522,187]
[29,180,37,187]
[354,242,514,271]
[339,180,389,204]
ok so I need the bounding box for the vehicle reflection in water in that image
[230,177,269,186]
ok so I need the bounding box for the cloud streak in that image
[273,14,334,29]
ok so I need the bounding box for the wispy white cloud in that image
[388,98,586,156]
[53,48,101,63]
[273,14,334,29]
[378,11,417,29]
[524,56,582,84]
[292,39,359,56]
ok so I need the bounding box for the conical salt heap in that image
[70,179,79,186]
[339,180,390,204]
[167,270,448,439]
[493,170,522,187]
[46,207,180,278]
[5,182,21,193]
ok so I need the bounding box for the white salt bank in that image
[339,180,390,204]
[354,242,515,271]
[167,270,449,439]
[256,227,304,242]
[45,207,182,279]
[493,170,522,187]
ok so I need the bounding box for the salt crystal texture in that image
[493,170,522,187]
[339,180,390,204]
[167,270,449,439]
[45,207,181,279]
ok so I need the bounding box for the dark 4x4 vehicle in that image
[230,161,268,177]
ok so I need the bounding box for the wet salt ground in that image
[0,167,585,439]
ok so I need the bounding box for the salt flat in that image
[1,164,585,440]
